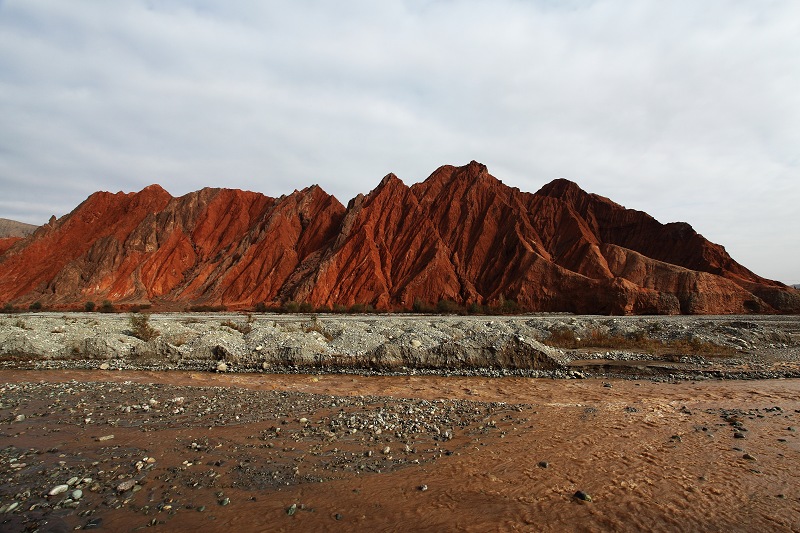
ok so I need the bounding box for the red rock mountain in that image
[1,161,797,314]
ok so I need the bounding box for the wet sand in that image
[1,370,799,532]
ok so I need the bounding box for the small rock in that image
[734,432,746,439]
[4,502,19,513]
[67,476,79,486]
[418,484,428,492]
[743,453,756,461]
[334,513,343,520]
[382,446,391,455]
[97,434,114,442]
[538,461,549,469]
[573,490,592,502]
[49,484,69,496]
[84,518,103,529]
[287,503,297,516]
[116,479,137,493]
[219,497,230,506]
[216,362,228,372]
[14,414,25,422]
[410,340,422,348]
[99,363,110,370]
[71,489,83,500]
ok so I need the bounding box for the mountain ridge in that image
[1,161,797,314]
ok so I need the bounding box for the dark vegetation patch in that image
[128,313,160,341]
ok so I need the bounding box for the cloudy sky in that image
[1,1,798,284]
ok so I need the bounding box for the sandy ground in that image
[1,370,799,532]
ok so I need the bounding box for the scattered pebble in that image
[116,479,137,493]
[49,484,69,496]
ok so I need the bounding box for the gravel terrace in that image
[1,313,799,380]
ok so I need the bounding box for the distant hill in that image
[0,218,37,238]
[0,161,799,314]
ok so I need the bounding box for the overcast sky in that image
[1,1,798,284]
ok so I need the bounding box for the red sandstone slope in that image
[0,162,797,314]
[0,237,21,256]
[288,174,464,309]
[0,185,345,308]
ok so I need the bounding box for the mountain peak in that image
[141,183,169,194]
[411,161,499,202]
[377,173,404,190]
[537,178,586,199]
[466,160,488,175]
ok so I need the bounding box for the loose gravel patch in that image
[0,379,528,531]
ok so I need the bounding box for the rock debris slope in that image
[0,161,797,314]
[0,217,37,239]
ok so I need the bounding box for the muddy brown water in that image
[1,370,799,532]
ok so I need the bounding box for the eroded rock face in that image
[0,162,797,314]
[0,237,21,256]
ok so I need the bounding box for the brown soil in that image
[1,371,799,532]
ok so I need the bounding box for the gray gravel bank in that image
[1,313,798,380]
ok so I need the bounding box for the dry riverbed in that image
[0,371,799,532]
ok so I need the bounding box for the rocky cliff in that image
[1,161,797,314]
